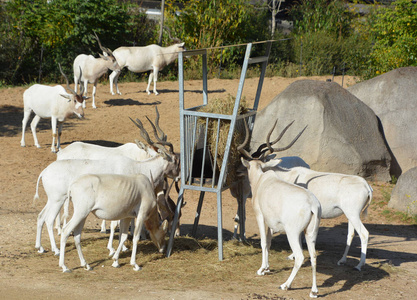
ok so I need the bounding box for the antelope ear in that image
[83,96,90,100]
[161,219,169,232]
[263,158,282,168]
[60,93,70,100]
[99,53,110,60]
[241,157,250,168]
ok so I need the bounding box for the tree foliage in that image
[0,0,156,85]
[164,0,269,74]
[367,0,417,76]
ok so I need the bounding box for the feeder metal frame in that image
[166,41,272,260]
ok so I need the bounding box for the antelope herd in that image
[21,34,374,298]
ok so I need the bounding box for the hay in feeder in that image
[197,94,249,186]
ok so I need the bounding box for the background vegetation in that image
[0,0,416,86]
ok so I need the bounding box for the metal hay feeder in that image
[166,41,273,260]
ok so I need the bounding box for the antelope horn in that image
[78,67,85,96]
[237,118,252,159]
[262,119,307,158]
[146,116,174,153]
[154,106,167,142]
[58,63,77,95]
[129,117,155,146]
[93,31,114,57]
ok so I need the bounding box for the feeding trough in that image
[166,41,273,260]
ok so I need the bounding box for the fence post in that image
[299,41,303,76]
[38,46,44,83]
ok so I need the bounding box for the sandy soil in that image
[1,75,416,299]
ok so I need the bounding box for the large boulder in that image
[389,167,417,215]
[348,67,417,177]
[251,80,391,181]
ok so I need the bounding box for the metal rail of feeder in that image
[166,41,272,261]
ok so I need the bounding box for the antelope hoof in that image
[112,261,120,268]
[257,267,269,276]
[132,264,142,271]
[280,284,289,291]
[84,264,92,271]
[310,291,318,298]
[37,247,45,254]
[287,253,295,260]
[354,265,362,272]
[62,266,71,273]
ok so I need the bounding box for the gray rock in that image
[389,167,417,215]
[251,79,391,181]
[348,67,417,177]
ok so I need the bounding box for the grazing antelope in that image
[20,64,86,153]
[34,112,179,255]
[59,173,168,272]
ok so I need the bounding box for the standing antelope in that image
[20,64,86,153]
[241,119,373,271]
[238,120,321,298]
[73,33,121,108]
[60,173,168,272]
[240,157,321,298]
[231,120,308,241]
[109,41,185,95]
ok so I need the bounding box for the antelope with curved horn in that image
[231,119,308,241]
[109,37,185,95]
[20,64,86,153]
[73,32,121,108]
[238,119,321,298]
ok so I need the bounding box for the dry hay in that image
[197,94,249,186]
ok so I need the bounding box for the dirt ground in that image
[1,74,416,300]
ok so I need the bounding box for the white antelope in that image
[244,120,373,271]
[59,173,168,272]
[34,135,179,255]
[56,140,157,235]
[265,162,373,271]
[73,33,121,108]
[238,120,321,298]
[241,156,321,298]
[20,64,86,153]
[109,41,185,95]
[57,140,157,162]
[231,120,308,241]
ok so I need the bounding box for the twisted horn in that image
[58,63,77,95]
[93,31,114,57]
[154,106,167,142]
[237,118,252,159]
[78,66,85,96]
[262,119,307,158]
[146,116,174,153]
[129,117,155,146]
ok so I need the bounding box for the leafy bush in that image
[366,0,417,78]
[0,0,156,85]
[165,0,270,77]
